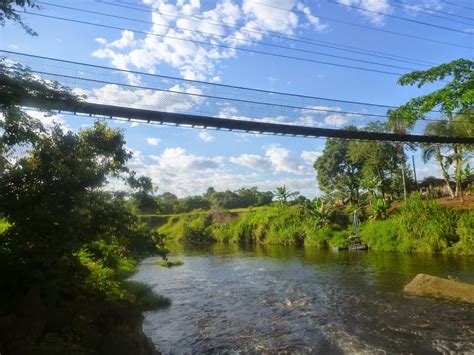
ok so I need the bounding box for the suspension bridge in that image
[1,50,473,144]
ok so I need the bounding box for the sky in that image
[1,0,473,197]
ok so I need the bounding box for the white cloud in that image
[74,83,204,113]
[148,147,223,171]
[25,110,70,132]
[198,130,214,142]
[229,153,272,171]
[91,0,328,82]
[324,113,349,127]
[126,145,319,197]
[338,0,392,25]
[296,3,329,32]
[147,137,161,146]
[301,150,322,165]
[230,145,310,175]
[265,144,309,174]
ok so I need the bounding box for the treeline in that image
[130,186,309,215]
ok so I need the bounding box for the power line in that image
[3,50,467,123]
[95,0,437,67]
[37,2,422,72]
[248,1,472,49]
[0,50,434,111]
[24,12,407,76]
[327,0,472,35]
[441,1,474,11]
[393,0,474,22]
[388,1,474,26]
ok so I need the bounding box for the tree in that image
[314,135,363,204]
[127,173,158,214]
[273,185,299,205]
[347,122,407,201]
[422,121,455,197]
[0,0,38,35]
[0,60,167,351]
[388,59,474,201]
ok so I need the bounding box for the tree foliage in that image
[0,0,39,35]
[0,59,168,352]
[314,136,362,204]
[388,59,473,128]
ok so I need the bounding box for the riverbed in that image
[131,244,474,354]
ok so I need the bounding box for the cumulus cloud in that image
[149,147,223,171]
[229,153,272,171]
[265,144,309,174]
[126,145,319,197]
[74,83,204,113]
[25,110,70,132]
[338,0,392,25]
[147,137,161,145]
[198,130,214,142]
[301,150,322,165]
[91,0,328,82]
[324,113,349,127]
[230,144,311,175]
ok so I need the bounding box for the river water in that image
[132,244,474,354]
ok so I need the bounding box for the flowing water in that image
[132,244,474,354]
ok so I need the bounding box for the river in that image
[131,244,474,354]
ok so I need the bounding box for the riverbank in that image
[0,219,168,354]
[151,196,473,255]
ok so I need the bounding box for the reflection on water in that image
[132,244,474,354]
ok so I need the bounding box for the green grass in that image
[360,195,473,254]
[156,259,184,267]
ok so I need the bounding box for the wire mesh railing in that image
[0,50,463,138]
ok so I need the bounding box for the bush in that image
[181,214,214,242]
[450,211,474,255]
[122,280,171,310]
[156,259,184,267]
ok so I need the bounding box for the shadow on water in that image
[133,243,474,354]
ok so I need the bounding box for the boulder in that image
[404,273,474,304]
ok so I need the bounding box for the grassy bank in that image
[156,197,474,255]
[360,196,474,254]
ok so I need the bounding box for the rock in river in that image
[404,273,474,304]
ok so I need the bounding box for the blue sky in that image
[1,0,473,197]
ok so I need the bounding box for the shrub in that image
[181,214,214,242]
[450,210,474,255]
[156,259,184,267]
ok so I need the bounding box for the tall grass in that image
[361,195,473,254]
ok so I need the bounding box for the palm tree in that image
[422,145,455,198]
[423,114,472,201]
[273,185,299,205]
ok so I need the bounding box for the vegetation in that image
[388,59,473,201]
[156,195,473,256]
[0,59,169,353]
[156,259,184,268]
